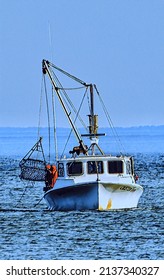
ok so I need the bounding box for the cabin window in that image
[67,162,83,176]
[108,161,123,174]
[87,161,103,174]
[130,157,134,175]
[58,163,65,177]
[126,161,131,174]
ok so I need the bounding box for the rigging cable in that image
[56,86,86,90]
[48,61,88,86]
[43,75,51,162]
[60,87,88,159]
[37,75,44,141]
[33,193,45,207]
[51,86,58,160]
[14,181,35,208]
[51,69,88,129]
[48,23,58,160]
[94,84,126,155]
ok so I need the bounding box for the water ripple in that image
[0,154,164,259]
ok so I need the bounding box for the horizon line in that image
[0,124,164,129]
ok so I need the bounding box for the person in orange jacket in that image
[45,164,58,189]
[50,165,58,187]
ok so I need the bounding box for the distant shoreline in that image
[0,125,164,129]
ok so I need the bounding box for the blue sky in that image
[0,0,164,127]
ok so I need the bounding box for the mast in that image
[81,84,104,155]
[88,84,98,137]
[42,59,88,155]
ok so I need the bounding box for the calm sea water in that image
[0,127,164,260]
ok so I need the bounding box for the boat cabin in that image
[57,156,134,181]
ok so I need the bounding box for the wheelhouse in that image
[57,156,134,178]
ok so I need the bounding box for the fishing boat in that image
[20,59,143,211]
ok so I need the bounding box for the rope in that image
[43,75,51,162]
[48,61,88,86]
[20,137,46,164]
[33,194,45,207]
[60,87,88,158]
[94,84,126,155]
[14,184,28,208]
[14,181,35,208]
[51,69,88,129]
[51,87,58,160]
[52,70,78,112]
[43,60,126,156]
[37,75,44,141]
[56,86,86,90]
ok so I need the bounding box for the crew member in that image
[50,165,58,187]
[45,164,58,190]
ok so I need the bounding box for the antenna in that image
[48,21,53,62]
[48,23,58,160]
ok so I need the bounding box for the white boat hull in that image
[44,181,143,211]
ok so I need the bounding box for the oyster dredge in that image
[20,59,143,210]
